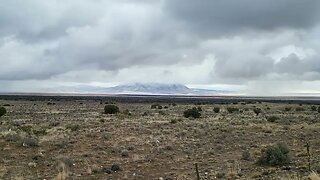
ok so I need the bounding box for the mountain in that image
[48,83,230,95]
[105,83,193,94]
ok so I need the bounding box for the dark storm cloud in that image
[0,0,105,42]
[164,0,320,36]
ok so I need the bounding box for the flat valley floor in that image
[0,98,319,179]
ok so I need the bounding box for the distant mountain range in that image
[50,83,230,95]
[106,83,192,94]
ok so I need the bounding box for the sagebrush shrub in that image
[266,116,280,123]
[0,107,7,117]
[257,142,290,166]
[296,107,305,111]
[104,105,120,114]
[226,107,238,113]
[183,107,201,118]
[213,107,220,113]
[284,107,292,111]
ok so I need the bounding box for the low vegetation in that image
[257,142,290,166]
[213,107,220,113]
[0,106,6,117]
[0,98,319,179]
[226,107,239,113]
[253,108,262,116]
[266,115,280,123]
[104,104,120,114]
[183,107,201,118]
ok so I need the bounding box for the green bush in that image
[183,107,201,118]
[257,142,290,166]
[104,105,120,114]
[0,107,7,117]
[213,107,220,113]
[311,106,317,111]
[226,107,239,113]
[318,106,320,113]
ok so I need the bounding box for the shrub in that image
[66,124,80,131]
[296,107,305,111]
[170,119,177,124]
[213,107,220,113]
[19,125,33,135]
[242,150,251,161]
[0,107,7,117]
[151,104,162,109]
[104,105,120,114]
[318,106,320,113]
[33,128,47,136]
[197,107,202,112]
[253,108,262,116]
[21,137,39,147]
[284,107,292,112]
[183,107,201,118]
[257,142,290,166]
[266,116,279,123]
[311,106,317,111]
[5,132,21,142]
[226,107,239,113]
[123,109,131,115]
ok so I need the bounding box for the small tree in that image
[253,108,262,116]
[0,107,6,117]
[183,107,201,118]
[104,105,120,114]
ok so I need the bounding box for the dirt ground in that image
[0,99,319,179]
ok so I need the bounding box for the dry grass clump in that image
[308,172,320,180]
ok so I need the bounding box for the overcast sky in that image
[1,0,320,95]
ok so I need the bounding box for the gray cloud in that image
[1,0,320,94]
[164,0,320,37]
[274,53,320,79]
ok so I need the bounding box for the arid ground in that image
[0,96,319,179]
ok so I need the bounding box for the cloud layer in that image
[1,0,320,94]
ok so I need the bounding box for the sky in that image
[1,0,320,95]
